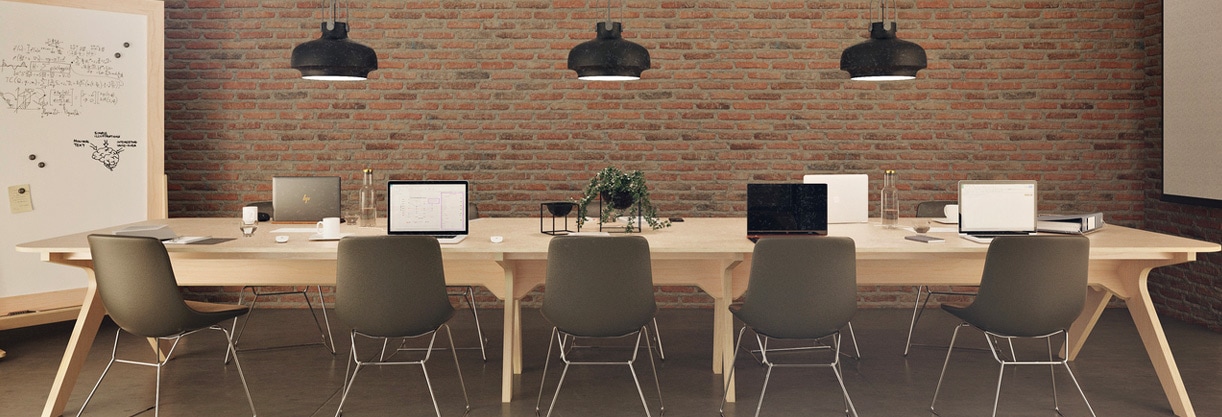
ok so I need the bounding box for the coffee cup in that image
[316,217,341,239]
[943,204,959,220]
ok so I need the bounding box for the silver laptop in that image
[803,174,868,223]
[272,176,341,223]
[957,180,1038,243]
[386,180,469,244]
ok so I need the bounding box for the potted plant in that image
[576,166,670,232]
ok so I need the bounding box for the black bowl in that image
[543,202,576,217]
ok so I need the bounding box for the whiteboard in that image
[1164,0,1222,205]
[0,0,164,304]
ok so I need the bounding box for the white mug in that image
[316,217,341,238]
[943,204,959,220]
[242,206,259,223]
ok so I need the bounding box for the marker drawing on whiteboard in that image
[0,38,126,118]
[73,132,137,171]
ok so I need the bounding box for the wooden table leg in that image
[501,296,516,403]
[1124,270,1196,417]
[1065,285,1112,360]
[43,271,105,417]
[718,259,737,403]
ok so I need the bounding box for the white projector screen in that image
[1164,0,1222,206]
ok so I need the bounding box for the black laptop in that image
[746,183,829,242]
[386,180,469,244]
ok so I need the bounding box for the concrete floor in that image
[1,307,1219,417]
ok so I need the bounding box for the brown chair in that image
[79,234,256,417]
[333,235,469,417]
[720,236,859,417]
[536,235,663,417]
[929,235,1096,417]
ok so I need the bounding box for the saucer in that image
[932,218,958,224]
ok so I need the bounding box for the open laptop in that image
[803,174,868,223]
[957,180,1038,243]
[387,180,469,244]
[746,183,829,242]
[272,176,342,223]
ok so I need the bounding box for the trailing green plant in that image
[575,166,670,232]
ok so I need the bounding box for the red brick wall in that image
[1138,1,1222,332]
[165,1,1215,321]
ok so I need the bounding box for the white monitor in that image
[802,174,868,223]
[957,180,1038,236]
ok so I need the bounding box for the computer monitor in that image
[386,180,469,244]
[957,180,1038,237]
[803,174,868,223]
[746,183,829,240]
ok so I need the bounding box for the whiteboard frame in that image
[0,0,164,326]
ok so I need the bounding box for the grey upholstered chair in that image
[904,200,976,356]
[333,235,469,417]
[228,201,336,361]
[536,235,663,417]
[79,234,256,417]
[930,235,1096,417]
[720,236,860,417]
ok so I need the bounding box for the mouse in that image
[490,235,504,243]
[275,235,289,243]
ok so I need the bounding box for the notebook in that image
[746,183,829,242]
[272,176,342,223]
[803,174,868,223]
[957,180,1038,243]
[386,180,469,244]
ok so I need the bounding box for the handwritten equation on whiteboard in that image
[0,38,125,118]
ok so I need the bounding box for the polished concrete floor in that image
[2,307,1220,417]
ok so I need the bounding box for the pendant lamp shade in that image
[568,22,650,81]
[840,21,927,81]
[291,22,378,81]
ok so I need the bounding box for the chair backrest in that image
[916,201,955,218]
[736,237,857,340]
[335,235,454,338]
[86,234,201,338]
[962,235,1090,337]
[542,235,656,338]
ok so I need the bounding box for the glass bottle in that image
[358,168,377,227]
[881,170,899,228]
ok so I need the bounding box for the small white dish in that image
[932,218,958,224]
[490,235,504,243]
[308,233,353,241]
[275,235,289,243]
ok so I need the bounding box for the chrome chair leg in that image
[462,286,488,361]
[338,326,464,417]
[929,323,968,415]
[651,317,666,360]
[79,327,255,417]
[904,285,930,356]
[538,328,660,417]
[226,285,335,363]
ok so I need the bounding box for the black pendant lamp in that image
[567,1,650,81]
[840,0,927,81]
[291,1,377,81]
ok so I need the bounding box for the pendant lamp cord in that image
[604,0,627,26]
[326,0,336,30]
[869,0,900,28]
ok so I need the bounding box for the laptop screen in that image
[271,176,342,223]
[957,180,1038,235]
[802,174,868,224]
[387,180,469,236]
[747,183,829,237]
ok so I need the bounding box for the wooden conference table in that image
[17,217,1219,417]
